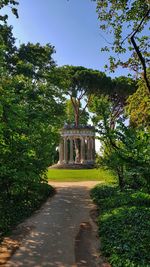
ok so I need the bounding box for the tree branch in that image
[131,36,150,92]
[130,9,150,92]
[120,9,150,92]
[78,89,87,100]
[70,96,77,112]
[80,95,91,115]
[121,9,150,44]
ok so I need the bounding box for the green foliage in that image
[57,65,112,95]
[101,126,150,190]
[0,0,19,22]
[126,76,150,128]
[0,183,54,240]
[65,99,89,125]
[111,76,137,104]
[90,76,136,129]
[14,42,56,79]
[90,94,150,191]
[0,68,64,195]
[91,185,150,266]
[0,5,65,239]
[55,65,112,126]
[94,0,150,91]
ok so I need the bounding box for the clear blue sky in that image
[4,0,129,77]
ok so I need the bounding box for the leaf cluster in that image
[126,74,150,127]
[95,0,150,80]
[0,0,19,22]
[91,185,150,266]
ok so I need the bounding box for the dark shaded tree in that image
[91,75,136,128]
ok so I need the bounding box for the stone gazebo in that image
[57,125,95,168]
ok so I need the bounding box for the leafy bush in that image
[0,182,55,241]
[91,185,150,267]
[90,92,150,191]
[0,23,65,208]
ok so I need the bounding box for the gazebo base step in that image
[49,163,95,169]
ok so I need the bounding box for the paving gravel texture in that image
[1,181,110,267]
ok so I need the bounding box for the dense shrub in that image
[0,182,55,241]
[91,185,150,267]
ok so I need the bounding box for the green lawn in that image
[47,168,116,183]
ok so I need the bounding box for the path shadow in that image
[2,185,100,267]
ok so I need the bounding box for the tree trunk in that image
[117,166,125,191]
[75,109,79,127]
[71,97,80,162]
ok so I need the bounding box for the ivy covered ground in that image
[91,185,150,267]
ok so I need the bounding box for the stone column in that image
[75,138,80,163]
[87,137,91,161]
[92,137,95,161]
[63,137,68,164]
[58,139,64,164]
[69,138,74,164]
[81,137,85,163]
[90,137,93,161]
